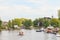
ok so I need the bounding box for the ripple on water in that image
[0,30,59,40]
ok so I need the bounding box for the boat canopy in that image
[47,25,54,29]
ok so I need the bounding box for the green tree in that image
[43,19,50,28]
[11,20,15,29]
[23,19,32,29]
[12,18,26,26]
[0,20,2,31]
[8,20,12,28]
[58,10,60,20]
[50,18,59,27]
[39,18,44,27]
[33,18,44,27]
[0,20,2,27]
[14,18,21,26]
[11,18,27,29]
[33,19,39,27]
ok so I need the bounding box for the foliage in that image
[0,20,2,27]
[11,18,26,27]
[1,17,60,29]
[0,20,2,31]
[58,10,60,20]
[8,20,12,28]
[39,18,44,27]
[23,19,32,29]
[50,18,59,27]
[43,19,50,28]
[33,19,39,27]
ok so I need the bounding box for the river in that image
[0,29,60,40]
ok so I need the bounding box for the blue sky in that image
[0,0,60,21]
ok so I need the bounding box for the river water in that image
[0,29,60,40]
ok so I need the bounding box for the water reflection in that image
[47,33,57,40]
[0,30,59,40]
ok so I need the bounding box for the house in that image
[44,17,51,20]
[2,21,8,29]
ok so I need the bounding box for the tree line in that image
[0,10,60,29]
[0,17,60,29]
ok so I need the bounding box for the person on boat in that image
[45,25,54,33]
[19,25,25,36]
[19,30,24,36]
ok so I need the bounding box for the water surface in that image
[0,30,60,40]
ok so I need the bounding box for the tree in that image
[11,20,15,29]
[23,19,32,29]
[0,20,2,27]
[12,18,26,26]
[33,18,44,27]
[33,19,39,27]
[0,20,2,31]
[14,18,21,26]
[58,10,60,20]
[39,18,44,27]
[50,18,59,27]
[8,20,12,28]
[43,19,50,28]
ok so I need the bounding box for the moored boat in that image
[36,27,44,32]
[44,25,57,34]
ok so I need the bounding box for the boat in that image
[19,31,24,36]
[19,29,25,36]
[36,27,44,32]
[36,30,42,32]
[45,25,54,33]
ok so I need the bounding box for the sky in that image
[0,0,60,21]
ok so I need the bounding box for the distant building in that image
[44,17,51,20]
[2,21,8,29]
[2,21,8,26]
[14,25,18,28]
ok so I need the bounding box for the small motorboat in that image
[36,28,44,32]
[19,29,25,36]
[36,30,42,32]
[19,31,24,36]
[45,25,54,33]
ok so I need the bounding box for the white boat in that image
[40,27,44,31]
[36,28,44,32]
[19,29,25,36]
[45,25,54,33]
[36,29,41,32]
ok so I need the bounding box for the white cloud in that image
[25,0,47,3]
[0,5,32,21]
[0,0,7,1]
[0,0,59,21]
